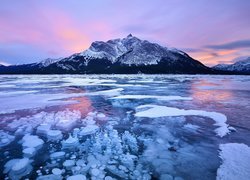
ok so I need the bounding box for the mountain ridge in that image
[212,57,250,74]
[0,34,236,74]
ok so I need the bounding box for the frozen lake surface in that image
[0,75,250,180]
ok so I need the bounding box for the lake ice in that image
[0,75,250,180]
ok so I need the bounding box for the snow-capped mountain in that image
[37,58,63,67]
[80,34,188,65]
[0,34,216,74]
[213,57,250,74]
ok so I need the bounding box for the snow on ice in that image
[217,143,250,180]
[135,105,230,137]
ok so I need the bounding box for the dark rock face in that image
[0,35,216,74]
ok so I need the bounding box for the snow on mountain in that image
[79,34,188,65]
[37,58,63,67]
[213,57,250,74]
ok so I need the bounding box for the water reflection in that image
[190,79,233,103]
[66,96,93,116]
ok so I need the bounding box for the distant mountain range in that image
[212,57,250,74]
[0,34,248,74]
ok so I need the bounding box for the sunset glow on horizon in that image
[0,0,250,66]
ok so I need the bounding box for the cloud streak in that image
[205,40,250,50]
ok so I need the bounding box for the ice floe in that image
[217,143,250,180]
[135,105,230,137]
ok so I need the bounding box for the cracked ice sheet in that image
[110,95,192,101]
[135,105,229,137]
[217,143,250,180]
[0,90,38,97]
[0,76,117,89]
[0,93,82,114]
[62,77,117,87]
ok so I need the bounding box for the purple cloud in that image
[205,40,250,50]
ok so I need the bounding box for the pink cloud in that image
[0,5,113,58]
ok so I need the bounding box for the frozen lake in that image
[0,75,250,180]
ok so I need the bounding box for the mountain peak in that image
[0,35,216,74]
[127,33,133,38]
[80,34,190,65]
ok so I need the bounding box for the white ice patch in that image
[183,123,200,132]
[62,135,79,149]
[4,158,33,179]
[64,77,117,86]
[101,83,148,87]
[47,130,63,141]
[7,110,81,137]
[67,174,86,180]
[79,124,99,136]
[0,130,15,147]
[54,110,81,131]
[52,168,63,175]
[23,147,36,158]
[135,105,229,137]
[85,88,123,97]
[110,95,192,101]
[21,134,44,150]
[63,159,75,170]
[50,151,66,159]
[217,143,250,180]
[0,92,84,114]
[0,90,38,97]
[37,174,62,180]
[36,124,52,136]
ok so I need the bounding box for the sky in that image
[0,0,250,66]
